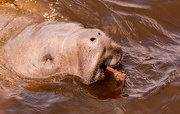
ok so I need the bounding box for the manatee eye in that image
[90,37,97,42]
[42,54,53,62]
[98,32,101,35]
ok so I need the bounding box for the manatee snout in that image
[68,28,123,84]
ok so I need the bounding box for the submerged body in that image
[0,5,122,84]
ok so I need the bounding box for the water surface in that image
[0,0,180,113]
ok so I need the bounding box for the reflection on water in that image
[0,0,180,113]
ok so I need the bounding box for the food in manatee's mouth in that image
[94,59,126,81]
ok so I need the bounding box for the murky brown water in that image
[0,0,180,113]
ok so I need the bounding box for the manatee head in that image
[62,28,123,84]
[1,22,122,85]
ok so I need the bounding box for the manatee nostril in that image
[90,37,97,42]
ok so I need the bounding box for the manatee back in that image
[0,5,45,84]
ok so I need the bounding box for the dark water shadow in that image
[81,70,128,100]
[21,69,127,100]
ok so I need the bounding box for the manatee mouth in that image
[93,58,121,82]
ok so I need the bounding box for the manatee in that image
[0,5,122,84]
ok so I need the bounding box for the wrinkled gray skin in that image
[0,5,122,84]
